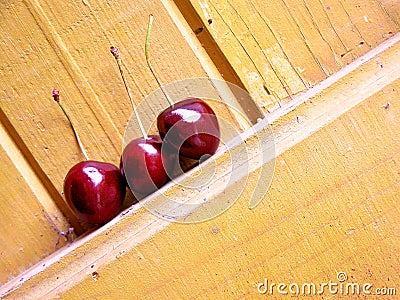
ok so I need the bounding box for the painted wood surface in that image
[179,0,399,111]
[2,31,399,299]
[0,0,241,285]
[0,0,399,298]
[0,121,71,284]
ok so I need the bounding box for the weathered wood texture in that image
[0,121,70,284]
[381,0,400,23]
[62,46,400,298]
[2,33,399,299]
[178,0,400,111]
[0,0,241,285]
[0,0,399,297]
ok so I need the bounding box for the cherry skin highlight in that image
[157,98,220,160]
[64,160,126,225]
[121,135,174,198]
[143,16,220,161]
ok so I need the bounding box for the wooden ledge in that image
[1,33,400,299]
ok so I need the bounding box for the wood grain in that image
[180,0,399,111]
[0,0,399,297]
[0,0,242,199]
[0,0,242,283]
[380,0,400,24]
[2,33,399,299]
[0,121,71,284]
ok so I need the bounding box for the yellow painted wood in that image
[0,0,238,195]
[0,0,399,297]
[0,125,71,284]
[0,0,242,198]
[59,39,400,299]
[2,35,399,299]
[0,0,243,284]
[380,0,400,24]
[181,0,399,111]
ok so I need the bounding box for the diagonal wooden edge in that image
[267,32,400,124]
[0,108,83,234]
[1,33,399,299]
[160,0,265,125]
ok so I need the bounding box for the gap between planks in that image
[0,113,71,236]
[1,30,400,300]
[267,31,400,124]
[163,0,265,124]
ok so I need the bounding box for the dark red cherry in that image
[157,98,220,160]
[121,135,174,198]
[64,160,126,225]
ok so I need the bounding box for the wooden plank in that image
[166,0,265,123]
[0,0,244,283]
[0,121,71,284]
[179,0,399,111]
[379,0,400,29]
[0,0,243,200]
[2,32,399,299]
[337,0,397,47]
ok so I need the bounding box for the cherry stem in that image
[52,89,89,161]
[110,47,148,140]
[145,14,174,107]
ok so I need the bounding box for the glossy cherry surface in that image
[64,160,126,225]
[157,98,220,160]
[121,135,174,197]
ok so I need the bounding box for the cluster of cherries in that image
[56,15,220,225]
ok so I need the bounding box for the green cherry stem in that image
[52,89,89,161]
[145,14,174,107]
[110,46,148,140]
